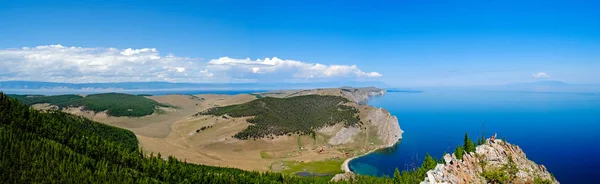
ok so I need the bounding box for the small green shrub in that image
[483,168,510,183]
[534,177,553,184]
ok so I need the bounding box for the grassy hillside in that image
[0,92,444,183]
[0,93,330,183]
[8,93,169,117]
[201,95,361,140]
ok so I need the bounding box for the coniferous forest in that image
[0,92,447,183]
[201,95,361,140]
[8,93,170,117]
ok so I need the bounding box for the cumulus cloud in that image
[532,72,550,78]
[0,45,206,83]
[0,45,381,83]
[207,57,382,81]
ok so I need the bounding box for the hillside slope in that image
[0,92,336,183]
[185,87,403,174]
[8,87,402,177]
[200,95,361,139]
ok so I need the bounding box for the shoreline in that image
[341,141,399,173]
[341,90,400,174]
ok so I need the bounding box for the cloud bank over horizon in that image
[0,45,381,83]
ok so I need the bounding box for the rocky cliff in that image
[322,107,403,147]
[364,107,403,147]
[263,87,399,147]
[421,139,558,184]
[328,88,402,182]
[262,87,386,104]
[339,87,386,104]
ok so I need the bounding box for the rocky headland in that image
[25,87,405,175]
[422,138,559,184]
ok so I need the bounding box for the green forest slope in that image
[200,95,361,140]
[0,92,331,183]
[8,93,169,117]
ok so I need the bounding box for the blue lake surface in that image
[349,90,600,183]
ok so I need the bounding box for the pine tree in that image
[422,153,437,170]
[393,168,402,183]
[454,146,465,160]
[464,132,476,153]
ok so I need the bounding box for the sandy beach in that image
[341,140,400,173]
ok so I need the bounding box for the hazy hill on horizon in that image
[415,80,600,94]
[0,80,390,91]
[2,80,599,95]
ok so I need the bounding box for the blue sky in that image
[0,0,598,86]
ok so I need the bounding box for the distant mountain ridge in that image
[0,81,389,91]
[506,80,570,86]
[501,80,600,93]
[414,80,600,93]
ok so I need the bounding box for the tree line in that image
[9,93,170,117]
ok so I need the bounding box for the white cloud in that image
[207,57,382,80]
[532,72,550,78]
[0,45,381,83]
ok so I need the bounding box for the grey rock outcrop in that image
[340,87,386,104]
[421,139,558,184]
[321,106,402,147]
[365,107,403,147]
[327,126,361,145]
[331,172,356,182]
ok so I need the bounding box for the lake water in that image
[349,90,600,183]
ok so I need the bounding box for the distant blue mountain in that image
[0,80,389,91]
[385,88,424,93]
[506,80,570,86]
[497,80,600,93]
[404,80,599,94]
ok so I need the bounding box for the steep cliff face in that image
[364,107,403,147]
[326,87,400,146]
[268,87,386,104]
[422,139,559,184]
[340,87,386,104]
[321,107,403,147]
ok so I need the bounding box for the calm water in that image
[349,91,600,183]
